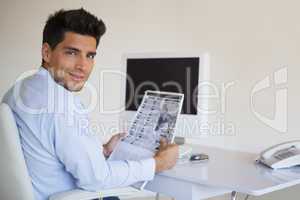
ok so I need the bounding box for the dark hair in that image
[43,8,106,49]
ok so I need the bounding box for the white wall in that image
[1,0,300,199]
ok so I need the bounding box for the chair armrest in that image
[49,189,103,200]
[49,188,137,200]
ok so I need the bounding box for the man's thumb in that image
[159,138,167,148]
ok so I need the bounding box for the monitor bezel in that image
[119,52,210,122]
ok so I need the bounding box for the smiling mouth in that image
[69,72,85,81]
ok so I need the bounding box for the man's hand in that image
[103,133,126,157]
[154,139,179,173]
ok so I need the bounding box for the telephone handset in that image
[257,140,300,169]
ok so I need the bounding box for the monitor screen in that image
[125,57,199,114]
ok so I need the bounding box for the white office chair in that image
[0,103,139,200]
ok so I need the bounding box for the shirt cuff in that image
[139,158,156,181]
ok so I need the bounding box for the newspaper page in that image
[108,90,184,188]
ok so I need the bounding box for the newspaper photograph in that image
[109,90,184,161]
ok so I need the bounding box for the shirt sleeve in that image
[52,112,155,191]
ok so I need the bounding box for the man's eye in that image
[87,54,95,59]
[66,51,76,55]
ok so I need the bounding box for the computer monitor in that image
[121,52,210,117]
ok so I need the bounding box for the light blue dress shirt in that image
[2,67,155,200]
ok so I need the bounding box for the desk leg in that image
[231,191,237,200]
[155,193,159,200]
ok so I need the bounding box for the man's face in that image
[42,32,97,92]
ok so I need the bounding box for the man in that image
[2,8,178,200]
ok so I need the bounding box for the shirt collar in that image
[37,66,73,95]
[37,66,83,109]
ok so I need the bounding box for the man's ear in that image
[42,43,52,63]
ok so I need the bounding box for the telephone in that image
[257,140,300,169]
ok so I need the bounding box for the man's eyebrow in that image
[63,46,80,52]
[87,51,97,56]
[63,46,96,55]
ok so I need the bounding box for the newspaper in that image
[108,90,184,188]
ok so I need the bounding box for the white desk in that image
[143,145,300,200]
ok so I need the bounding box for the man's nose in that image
[76,55,88,70]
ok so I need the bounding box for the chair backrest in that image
[0,103,35,200]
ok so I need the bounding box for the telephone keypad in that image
[274,147,297,160]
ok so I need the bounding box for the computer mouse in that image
[190,153,209,162]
